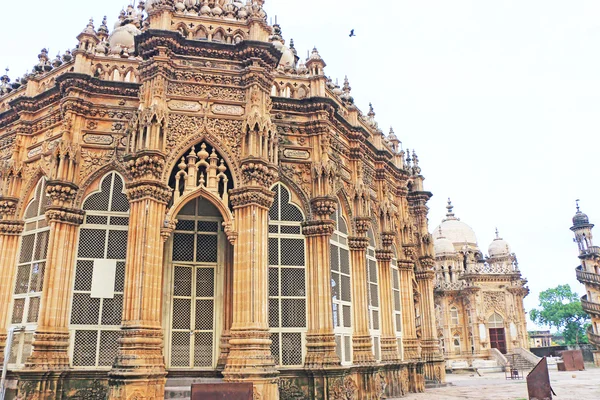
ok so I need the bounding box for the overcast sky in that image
[2,1,600,330]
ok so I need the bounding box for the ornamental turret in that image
[571,200,595,254]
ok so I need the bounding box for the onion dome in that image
[108,10,142,57]
[488,228,511,257]
[572,200,591,227]
[434,227,456,256]
[432,198,478,246]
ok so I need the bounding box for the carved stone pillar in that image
[348,217,375,365]
[416,257,445,383]
[25,181,84,370]
[222,186,279,399]
[375,247,401,363]
[398,253,419,361]
[0,215,24,362]
[217,241,235,370]
[108,154,171,400]
[302,196,340,369]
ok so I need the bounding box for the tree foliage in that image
[529,284,590,345]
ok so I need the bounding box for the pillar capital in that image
[125,150,166,181]
[45,206,85,225]
[230,186,274,209]
[348,236,369,250]
[125,180,172,204]
[240,158,278,188]
[301,219,335,237]
[354,216,371,235]
[309,196,337,219]
[0,219,24,235]
[45,179,79,208]
[0,196,19,219]
[375,249,394,262]
[381,231,396,249]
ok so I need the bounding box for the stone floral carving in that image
[167,82,245,101]
[330,375,358,400]
[484,291,506,313]
[279,379,308,400]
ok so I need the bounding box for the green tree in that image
[529,284,590,345]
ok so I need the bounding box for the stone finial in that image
[446,198,455,219]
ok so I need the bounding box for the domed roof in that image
[572,201,591,227]
[434,235,456,256]
[488,229,511,257]
[432,199,478,246]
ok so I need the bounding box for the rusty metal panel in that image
[191,383,253,400]
[526,357,552,400]
[559,350,585,371]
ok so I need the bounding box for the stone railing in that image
[581,295,600,316]
[435,281,465,291]
[576,266,600,286]
[489,348,509,368]
[587,326,600,346]
[513,347,541,366]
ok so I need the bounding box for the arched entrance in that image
[488,313,506,354]
[164,195,227,370]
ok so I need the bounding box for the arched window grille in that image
[330,202,352,364]
[453,335,461,355]
[450,307,459,326]
[488,313,504,328]
[268,184,306,367]
[69,172,129,368]
[391,246,402,355]
[366,229,381,361]
[9,178,49,367]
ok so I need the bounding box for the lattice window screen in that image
[9,179,49,368]
[70,173,129,369]
[169,197,220,369]
[268,184,307,367]
[366,235,381,361]
[330,201,352,364]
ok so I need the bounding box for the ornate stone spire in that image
[445,198,457,221]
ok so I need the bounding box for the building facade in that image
[570,203,600,366]
[431,200,529,368]
[0,1,445,398]
[528,331,552,348]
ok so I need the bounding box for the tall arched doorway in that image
[164,196,227,370]
[488,313,506,354]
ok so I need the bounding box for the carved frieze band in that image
[126,181,172,204]
[0,219,24,235]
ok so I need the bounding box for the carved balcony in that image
[588,326,600,347]
[576,266,600,288]
[581,295,600,318]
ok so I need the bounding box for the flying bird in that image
[349,29,356,38]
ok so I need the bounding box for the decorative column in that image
[349,217,375,365]
[222,82,280,398]
[398,251,419,361]
[302,196,340,368]
[376,240,401,363]
[108,152,171,400]
[0,198,23,363]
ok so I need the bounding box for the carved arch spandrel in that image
[76,160,129,207]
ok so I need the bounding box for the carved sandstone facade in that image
[0,1,443,398]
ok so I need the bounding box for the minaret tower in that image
[571,201,600,366]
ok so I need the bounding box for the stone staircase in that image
[164,377,224,400]
[507,352,537,371]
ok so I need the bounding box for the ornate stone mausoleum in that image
[0,1,445,398]
[431,200,530,369]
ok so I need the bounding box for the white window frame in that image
[366,230,381,361]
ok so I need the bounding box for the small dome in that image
[434,237,456,256]
[488,230,511,257]
[573,202,590,227]
[278,46,295,68]
[108,23,141,55]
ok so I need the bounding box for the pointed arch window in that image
[450,307,459,326]
[330,202,352,364]
[268,184,306,367]
[69,172,129,368]
[9,178,49,367]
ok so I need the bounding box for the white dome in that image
[278,46,295,68]
[108,23,141,55]
[433,219,477,246]
[488,233,511,257]
[434,237,456,256]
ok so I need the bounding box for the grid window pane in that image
[173,266,192,297]
[196,235,218,263]
[172,298,191,330]
[196,268,215,297]
[173,234,194,262]
[71,293,101,325]
[107,230,128,259]
[78,229,106,258]
[73,330,98,367]
[280,239,304,266]
[74,260,94,291]
[98,330,120,366]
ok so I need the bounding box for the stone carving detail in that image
[279,379,308,400]
[45,207,85,225]
[83,134,114,145]
[167,82,245,101]
[167,100,202,112]
[166,114,242,161]
[212,103,244,116]
[79,148,116,182]
[66,380,108,399]
[280,163,311,198]
[330,375,358,400]
[484,291,506,313]
[374,370,387,399]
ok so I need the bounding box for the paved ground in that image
[401,365,600,400]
